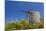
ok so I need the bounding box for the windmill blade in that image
[21,10,30,14]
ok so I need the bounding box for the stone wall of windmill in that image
[28,11,40,23]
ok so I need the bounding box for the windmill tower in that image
[22,10,40,23]
[29,11,40,23]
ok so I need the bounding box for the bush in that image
[5,20,44,31]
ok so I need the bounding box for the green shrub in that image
[5,20,44,31]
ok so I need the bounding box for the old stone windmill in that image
[22,10,40,23]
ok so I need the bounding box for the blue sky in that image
[5,1,44,21]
